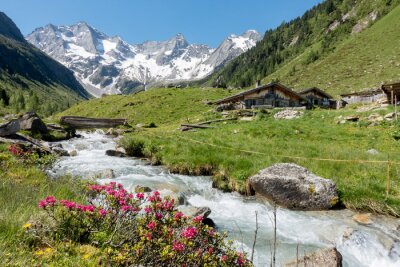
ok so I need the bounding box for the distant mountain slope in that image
[27,23,261,96]
[263,4,400,95]
[202,0,400,96]
[0,11,89,115]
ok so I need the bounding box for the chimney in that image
[256,80,261,88]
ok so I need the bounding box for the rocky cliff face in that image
[27,23,261,96]
[0,12,88,107]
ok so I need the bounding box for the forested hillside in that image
[201,0,400,95]
[0,12,88,116]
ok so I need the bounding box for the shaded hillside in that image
[201,0,400,96]
[0,11,88,116]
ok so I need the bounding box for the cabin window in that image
[245,99,256,109]
[264,99,274,106]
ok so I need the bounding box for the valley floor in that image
[58,88,400,216]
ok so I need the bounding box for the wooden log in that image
[0,135,30,145]
[46,123,66,132]
[0,119,20,137]
[180,124,213,129]
[60,116,127,129]
[181,126,195,132]
[197,117,237,125]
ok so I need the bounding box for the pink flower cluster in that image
[8,144,30,157]
[236,252,246,266]
[172,240,185,252]
[147,221,156,230]
[38,196,56,208]
[38,196,98,214]
[88,183,134,204]
[59,199,96,213]
[174,212,184,220]
[192,216,203,223]
[148,191,162,203]
[181,226,198,239]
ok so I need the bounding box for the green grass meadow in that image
[57,87,400,216]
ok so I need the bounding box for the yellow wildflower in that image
[22,223,31,229]
[83,254,90,260]
[35,247,53,256]
[35,250,44,256]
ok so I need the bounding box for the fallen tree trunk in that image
[0,134,64,155]
[18,133,53,154]
[197,117,237,125]
[60,116,127,129]
[180,124,213,129]
[0,119,20,136]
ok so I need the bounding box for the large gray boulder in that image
[284,247,342,267]
[0,119,20,136]
[249,163,339,210]
[19,112,48,134]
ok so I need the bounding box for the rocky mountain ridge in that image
[27,22,261,96]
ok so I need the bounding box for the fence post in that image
[386,161,391,198]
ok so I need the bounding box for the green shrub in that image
[391,129,400,140]
[119,137,145,157]
[147,122,157,128]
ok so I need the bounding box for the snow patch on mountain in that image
[27,23,261,96]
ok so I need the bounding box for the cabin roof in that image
[299,87,333,99]
[340,88,383,97]
[381,81,400,93]
[214,82,307,104]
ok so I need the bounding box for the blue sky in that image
[2,0,323,47]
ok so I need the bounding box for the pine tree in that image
[26,92,40,112]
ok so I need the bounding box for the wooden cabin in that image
[382,81,400,104]
[299,87,336,108]
[214,82,307,109]
[340,88,386,105]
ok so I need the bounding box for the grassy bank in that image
[122,108,400,216]
[0,144,98,266]
[58,88,400,216]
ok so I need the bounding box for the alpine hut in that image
[214,82,307,110]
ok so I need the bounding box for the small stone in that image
[105,149,126,157]
[75,143,88,150]
[178,206,212,218]
[353,213,373,225]
[69,150,78,157]
[367,149,379,155]
[342,227,355,241]
[51,147,69,156]
[105,128,116,136]
[343,115,359,122]
[367,113,384,123]
[274,109,303,120]
[284,247,342,267]
[89,169,115,179]
[135,185,152,193]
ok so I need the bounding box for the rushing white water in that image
[50,131,400,267]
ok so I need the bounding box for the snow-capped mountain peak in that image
[27,22,261,96]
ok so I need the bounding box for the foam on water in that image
[51,132,400,267]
